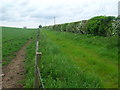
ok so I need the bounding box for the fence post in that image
[34,29,45,89]
[36,52,43,89]
[34,52,43,89]
[36,52,42,64]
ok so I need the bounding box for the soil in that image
[2,40,32,88]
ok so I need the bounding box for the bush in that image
[61,23,68,32]
[71,21,81,33]
[66,23,72,32]
[66,23,76,33]
[53,25,61,31]
[86,16,116,36]
[42,16,117,37]
[112,17,120,35]
[76,20,88,34]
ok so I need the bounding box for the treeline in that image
[43,16,119,36]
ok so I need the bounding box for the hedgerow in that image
[86,16,116,36]
[43,16,117,36]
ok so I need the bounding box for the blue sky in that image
[0,0,119,28]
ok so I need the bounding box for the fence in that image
[34,29,45,89]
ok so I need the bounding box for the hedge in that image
[42,16,117,36]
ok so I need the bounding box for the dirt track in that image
[2,40,31,88]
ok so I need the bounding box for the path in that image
[2,40,32,88]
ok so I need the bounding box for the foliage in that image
[66,21,81,33]
[53,24,61,31]
[86,16,116,36]
[66,23,74,32]
[43,16,117,37]
[112,17,120,35]
[39,25,42,28]
[61,23,68,32]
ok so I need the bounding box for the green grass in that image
[2,26,118,88]
[2,27,37,87]
[2,27,36,65]
[23,36,36,88]
[39,29,118,88]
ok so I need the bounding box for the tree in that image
[39,25,42,28]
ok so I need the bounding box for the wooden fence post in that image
[36,52,42,64]
[34,52,43,89]
[34,29,45,89]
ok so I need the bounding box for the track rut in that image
[2,40,32,88]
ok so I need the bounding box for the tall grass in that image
[53,30,117,87]
[23,39,36,88]
[23,30,37,88]
[39,30,103,88]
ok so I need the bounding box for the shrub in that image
[53,25,61,31]
[61,23,68,32]
[76,20,88,34]
[66,23,72,32]
[66,23,76,33]
[86,16,116,36]
[112,17,120,35]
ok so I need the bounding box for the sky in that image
[0,0,119,28]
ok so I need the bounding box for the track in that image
[2,40,32,88]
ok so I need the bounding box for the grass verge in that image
[39,30,103,88]
[23,29,37,88]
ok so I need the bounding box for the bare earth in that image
[2,40,31,88]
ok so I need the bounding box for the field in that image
[2,27,37,88]
[2,26,118,88]
[2,27,35,65]
[39,29,118,88]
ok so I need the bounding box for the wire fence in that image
[34,29,45,89]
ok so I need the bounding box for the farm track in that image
[2,39,32,88]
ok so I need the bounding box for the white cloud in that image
[0,0,119,28]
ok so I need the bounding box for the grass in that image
[2,27,37,88]
[2,26,118,88]
[23,36,36,88]
[2,27,36,65]
[39,30,103,88]
[39,29,118,88]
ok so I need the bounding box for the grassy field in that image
[2,27,118,88]
[39,29,118,88]
[2,27,35,65]
[2,27,37,88]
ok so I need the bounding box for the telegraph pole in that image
[54,16,56,25]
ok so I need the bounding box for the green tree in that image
[39,25,42,28]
